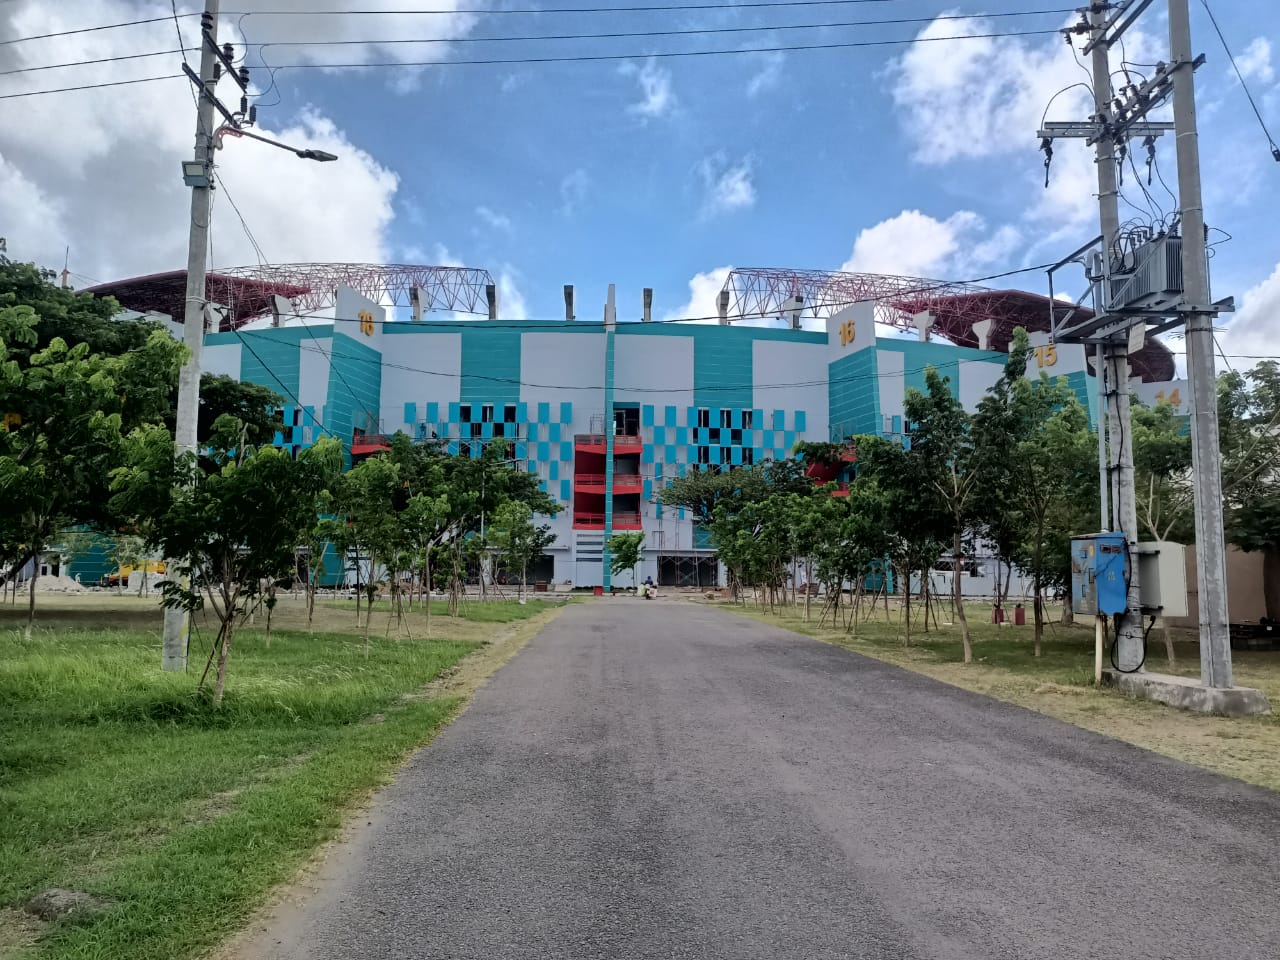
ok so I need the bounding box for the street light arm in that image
[232,125,339,162]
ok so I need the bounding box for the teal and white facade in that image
[199,292,1187,589]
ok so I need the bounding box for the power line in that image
[227,1,910,15]
[250,8,1071,51]
[1196,0,1280,160]
[0,47,194,79]
[0,27,1059,98]
[0,14,183,47]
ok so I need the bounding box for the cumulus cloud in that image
[697,153,756,218]
[840,209,1020,280]
[1219,261,1280,360]
[497,267,529,320]
[1236,37,1274,84]
[662,266,733,324]
[886,14,1163,232]
[0,0,484,282]
[620,58,676,120]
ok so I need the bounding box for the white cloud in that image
[0,1,408,282]
[697,153,756,218]
[497,267,529,320]
[840,209,1020,279]
[662,266,733,323]
[619,58,676,120]
[559,168,590,216]
[746,52,785,97]
[887,14,1164,232]
[1236,37,1274,84]
[476,205,513,232]
[1219,261,1280,360]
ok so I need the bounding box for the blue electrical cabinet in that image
[1070,532,1129,616]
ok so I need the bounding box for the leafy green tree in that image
[607,532,645,589]
[1,304,184,631]
[903,370,982,660]
[112,427,343,704]
[491,501,556,599]
[847,435,946,646]
[194,374,285,448]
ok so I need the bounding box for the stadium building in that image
[90,263,1187,590]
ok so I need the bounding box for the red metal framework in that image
[721,268,1175,383]
[86,262,496,332]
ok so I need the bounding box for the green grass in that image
[0,600,552,960]
[320,597,571,622]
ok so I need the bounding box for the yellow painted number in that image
[1155,388,1182,406]
[358,310,375,336]
[1033,344,1058,369]
[839,319,857,347]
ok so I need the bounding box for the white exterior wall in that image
[521,330,607,578]
[203,342,243,379]
[614,334,697,560]
[752,339,828,442]
[378,333,462,434]
[958,359,1002,413]
[297,335,331,416]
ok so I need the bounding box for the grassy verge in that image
[715,596,1280,792]
[0,597,562,960]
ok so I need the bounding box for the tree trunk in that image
[1162,618,1176,666]
[953,528,972,663]
[212,615,235,706]
[804,560,813,622]
[903,574,912,647]
[1033,574,1043,658]
[26,561,38,638]
[1264,545,1280,621]
[1061,603,1075,626]
[423,557,432,636]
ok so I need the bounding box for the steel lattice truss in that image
[216,262,496,319]
[87,262,495,332]
[721,267,1175,382]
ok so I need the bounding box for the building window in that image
[697,446,711,465]
[709,428,721,445]
[730,429,742,446]
[482,404,494,423]
[720,408,733,429]
[697,408,710,428]
[742,447,754,466]
[742,409,754,429]
[493,422,506,438]
[459,404,472,422]
[720,446,732,465]
[504,404,517,423]
[470,422,483,438]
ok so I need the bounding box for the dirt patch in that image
[0,907,44,958]
[24,888,116,922]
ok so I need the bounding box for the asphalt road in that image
[246,600,1280,960]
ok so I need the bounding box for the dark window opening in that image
[697,408,710,428]
[482,404,495,423]
[742,409,754,429]
[709,428,721,444]
[742,448,754,466]
[470,422,483,438]
[720,408,733,429]
[697,446,711,465]
[459,404,472,422]
[504,404,517,423]
[730,429,742,446]
[719,446,732,465]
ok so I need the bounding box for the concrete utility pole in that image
[1088,4,1145,671]
[162,1,221,671]
[1169,0,1232,687]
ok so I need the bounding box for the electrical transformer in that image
[1070,532,1129,616]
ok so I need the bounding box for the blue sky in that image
[0,0,1277,354]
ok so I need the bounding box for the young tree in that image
[490,501,556,599]
[904,370,981,661]
[112,424,343,704]
[607,532,645,590]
